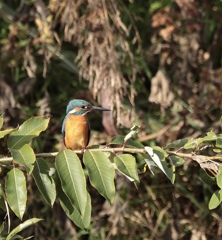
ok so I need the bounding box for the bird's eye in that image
[81,105,89,109]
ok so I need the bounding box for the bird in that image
[62,99,110,151]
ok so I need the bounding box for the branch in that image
[167,150,222,162]
[0,147,146,162]
[1,148,222,164]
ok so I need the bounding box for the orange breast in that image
[64,114,89,150]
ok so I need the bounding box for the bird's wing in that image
[87,120,90,146]
[61,115,67,138]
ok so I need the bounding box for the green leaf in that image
[188,131,218,148]
[32,158,56,206]
[110,135,124,145]
[0,114,3,129]
[83,150,115,204]
[216,137,222,149]
[183,138,196,149]
[0,187,6,212]
[0,128,17,139]
[208,189,222,210]
[68,192,91,230]
[168,155,184,167]
[202,131,217,142]
[145,146,175,183]
[6,218,42,240]
[114,154,139,182]
[8,116,50,150]
[10,144,35,174]
[199,169,216,185]
[55,150,87,216]
[110,135,144,148]
[216,169,222,189]
[165,138,189,149]
[57,175,91,229]
[5,169,27,219]
[0,222,4,234]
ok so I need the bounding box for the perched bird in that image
[62,99,110,150]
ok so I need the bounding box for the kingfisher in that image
[62,99,110,151]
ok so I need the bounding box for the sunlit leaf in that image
[55,150,87,216]
[32,158,56,206]
[209,189,222,210]
[202,131,217,142]
[0,128,17,139]
[184,138,196,149]
[114,154,139,182]
[124,125,140,142]
[8,116,50,150]
[10,144,35,174]
[6,218,42,240]
[145,146,175,183]
[5,169,27,219]
[83,150,115,204]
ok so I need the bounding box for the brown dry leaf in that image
[149,70,174,108]
[192,155,222,174]
[159,25,176,41]
[151,8,172,28]
[49,0,138,127]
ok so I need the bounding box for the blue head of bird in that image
[62,99,110,150]
[66,99,110,115]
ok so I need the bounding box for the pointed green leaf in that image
[199,169,216,185]
[216,170,222,189]
[0,114,3,129]
[110,135,144,148]
[216,137,222,149]
[145,146,175,183]
[8,116,50,150]
[6,218,42,240]
[0,184,6,212]
[83,150,115,203]
[10,144,35,174]
[0,222,4,235]
[165,138,189,149]
[69,192,91,229]
[168,155,184,167]
[32,158,56,206]
[5,169,27,219]
[56,178,74,216]
[184,138,196,149]
[209,189,222,210]
[0,128,17,139]
[114,154,139,182]
[55,150,87,216]
[58,182,91,230]
[202,131,217,142]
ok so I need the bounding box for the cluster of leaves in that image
[0,115,222,239]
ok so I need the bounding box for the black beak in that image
[91,106,110,111]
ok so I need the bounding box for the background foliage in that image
[1,0,222,239]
